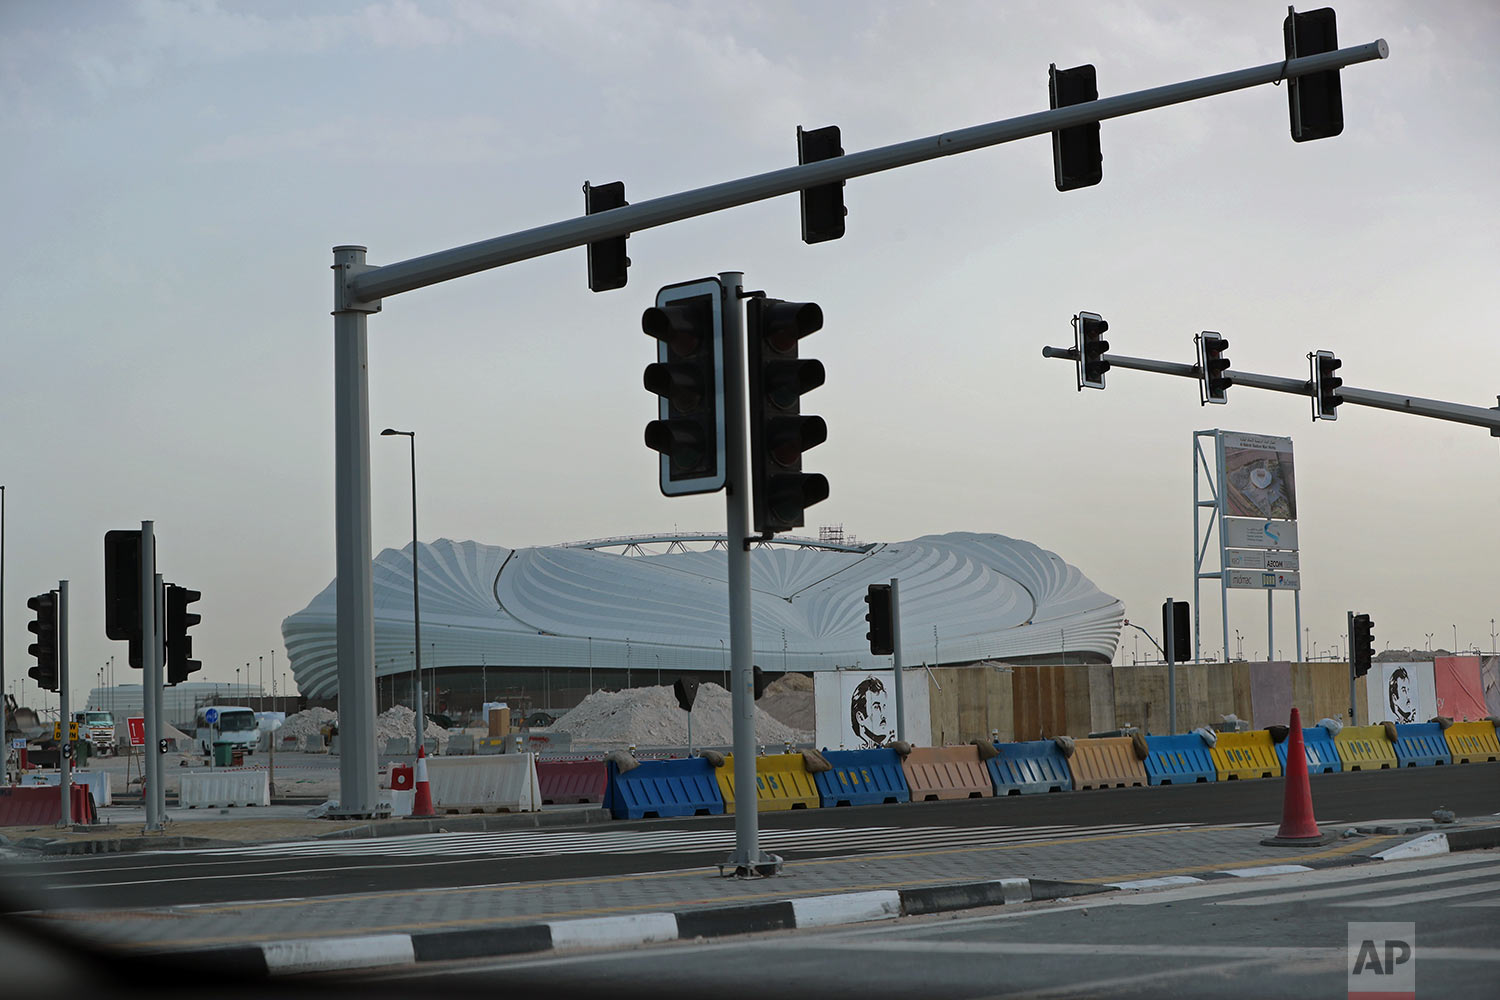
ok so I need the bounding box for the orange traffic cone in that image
[1261,707,1329,846]
[410,742,436,819]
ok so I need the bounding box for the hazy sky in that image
[3,0,1498,704]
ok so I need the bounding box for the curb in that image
[156,877,1116,977]
[1372,824,1500,861]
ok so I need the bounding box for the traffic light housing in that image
[1312,350,1343,421]
[1351,613,1374,677]
[1075,311,1110,390]
[673,677,699,713]
[1161,599,1191,662]
[1049,63,1102,191]
[747,296,828,535]
[865,583,894,656]
[1284,7,1344,142]
[643,278,726,496]
[752,665,771,701]
[27,591,59,693]
[583,180,629,292]
[104,529,146,643]
[165,584,203,686]
[1197,332,1232,405]
[797,124,846,244]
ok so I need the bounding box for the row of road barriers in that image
[591,719,1499,819]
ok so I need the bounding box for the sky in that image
[3,0,1498,708]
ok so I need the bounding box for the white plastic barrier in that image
[178,768,271,808]
[424,753,541,813]
[22,770,113,806]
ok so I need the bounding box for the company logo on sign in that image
[1262,522,1280,545]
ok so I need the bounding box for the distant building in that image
[282,531,1124,715]
[78,682,270,729]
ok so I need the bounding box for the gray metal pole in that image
[1165,597,1176,735]
[890,577,906,744]
[332,246,380,817]
[58,580,71,826]
[346,42,1388,305]
[721,271,778,877]
[154,574,166,821]
[140,522,162,833]
[1294,591,1303,661]
[1267,589,1274,664]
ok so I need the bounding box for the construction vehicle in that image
[5,694,47,744]
[74,710,117,756]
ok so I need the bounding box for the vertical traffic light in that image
[1162,599,1191,662]
[1351,613,1374,677]
[165,584,203,686]
[1049,63,1102,191]
[643,278,726,496]
[1311,350,1343,421]
[583,180,629,292]
[797,125,846,244]
[104,529,144,642]
[746,296,828,534]
[27,591,59,693]
[1075,311,1110,390]
[1197,332,1232,404]
[865,583,894,656]
[1284,7,1344,142]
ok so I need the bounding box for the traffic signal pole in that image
[140,522,163,833]
[890,577,906,743]
[328,35,1390,818]
[1040,347,1500,433]
[57,580,71,826]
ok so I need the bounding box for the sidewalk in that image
[23,815,1500,973]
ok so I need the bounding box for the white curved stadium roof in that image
[282,532,1123,698]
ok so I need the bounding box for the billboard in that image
[1224,570,1300,591]
[813,669,931,750]
[1365,662,1437,725]
[1223,518,1299,551]
[1220,431,1296,520]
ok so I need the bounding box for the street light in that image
[1452,624,1458,654]
[381,427,425,753]
[1425,633,1434,653]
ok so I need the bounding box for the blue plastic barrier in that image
[1392,723,1453,767]
[987,741,1073,795]
[604,757,725,820]
[1275,727,1344,774]
[814,749,910,807]
[1142,734,1217,786]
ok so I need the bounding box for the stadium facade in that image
[281,531,1124,715]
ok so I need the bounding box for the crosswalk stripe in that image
[1214,861,1500,907]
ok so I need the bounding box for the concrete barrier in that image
[718,754,820,812]
[604,758,724,820]
[1142,734,1217,785]
[987,741,1073,795]
[1210,731,1282,781]
[1334,725,1399,771]
[1391,723,1452,766]
[902,745,994,801]
[1275,727,1342,774]
[1445,721,1500,763]
[385,737,411,756]
[22,769,113,806]
[536,759,607,804]
[815,749,910,807]
[179,769,271,808]
[445,734,475,756]
[1068,737,1148,790]
[424,754,541,813]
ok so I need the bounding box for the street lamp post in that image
[381,428,424,754]
[1452,625,1458,655]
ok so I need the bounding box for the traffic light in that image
[673,677,699,713]
[1197,332,1232,405]
[104,529,145,643]
[643,278,726,496]
[1161,599,1191,662]
[27,591,59,693]
[583,180,629,292]
[746,296,828,535]
[1284,7,1344,142]
[865,584,894,656]
[1351,613,1374,677]
[797,124,846,244]
[1048,63,1102,191]
[1311,350,1343,421]
[1075,311,1110,390]
[165,584,203,686]
[752,665,771,701]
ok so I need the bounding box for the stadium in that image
[280,530,1125,717]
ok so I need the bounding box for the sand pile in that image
[278,707,337,750]
[551,683,810,749]
[757,672,814,732]
[377,705,452,753]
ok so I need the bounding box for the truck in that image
[74,710,117,756]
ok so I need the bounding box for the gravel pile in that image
[551,683,811,749]
[277,707,337,750]
[377,705,451,753]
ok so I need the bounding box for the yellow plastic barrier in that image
[1334,725,1399,771]
[1445,721,1500,763]
[716,754,820,813]
[1209,731,1282,781]
[901,745,994,801]
[1069,737,1148,790]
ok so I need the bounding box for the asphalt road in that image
[365,851,1500,999]
[6,762,1496,912]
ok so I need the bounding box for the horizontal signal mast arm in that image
[1040,345,1500,433]
[346,39,1389,304]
